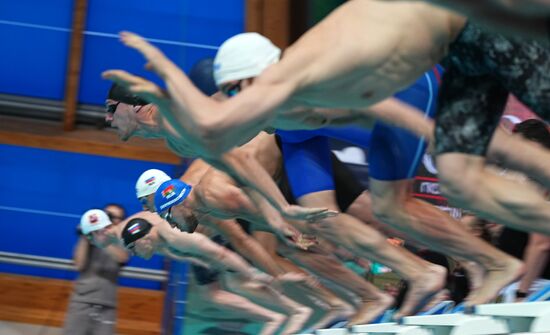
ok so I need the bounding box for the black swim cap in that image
[122,218,153,248]
[107,83,149,106]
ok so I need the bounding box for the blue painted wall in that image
[0,144,177,289]
[0,0,244,103]
[0,0,73,99]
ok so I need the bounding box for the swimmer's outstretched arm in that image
[162,248,211,268]
[216,147,336,222]
[199,167,320,245]
[159,222,262,280]
[299,99,434,140]
[199,171,292,237]
[103,32,295,155]
[363,98,434,140]
[202,217,286,276]
[179,159,211,184]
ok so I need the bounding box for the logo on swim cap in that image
[154,180,193,213]
[128,223,142,235]
[122,218,153,247]
[145,176,156,185]
[88,214,99,224]
[161,185,176,199]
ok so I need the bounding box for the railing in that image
[0,93,105,125]
[0,251,168,282]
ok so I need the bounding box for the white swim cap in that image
[80,209,112,235]
[135,169,171,198]
[213,32,281,86]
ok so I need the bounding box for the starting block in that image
[309,290,550,335]
[349,301,455,335]
[402,313,509,335]
[351,323,431,335]
[418,301,455,316]
[475,301,550,333]
[315,328,348,335]
[525,283,550,302]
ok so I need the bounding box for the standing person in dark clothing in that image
[63,206,129,335]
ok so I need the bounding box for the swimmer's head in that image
[121,218,156,259]
[105,84,158,141]
[513,119,550,149]
[154,179,193,225]
[214,33,281,97]
[108,84,149,106]
[136,169,171,212]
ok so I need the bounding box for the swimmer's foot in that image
[465,257,524,308]
[348,293,394,326]
[394,264,446,320]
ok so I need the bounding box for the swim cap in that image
[213,33,281,86]
[80,209,112,235]
[189,58,218,96]
[107,83,149,106]
[136,169,171,198]
[154,179,193,213]
[121,218,153,248]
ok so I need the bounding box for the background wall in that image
[0,143,177,288]
[0,0,244,104]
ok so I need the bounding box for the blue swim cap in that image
[155,179,193,213]
[189,58,218,96]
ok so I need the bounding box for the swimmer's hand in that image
[102,32,171,99]
[118,31,177,83]
[279,224,307,249]
[283,230,318,251]
[294,234,319,250]
[282,205,338,223]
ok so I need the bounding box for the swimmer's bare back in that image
[264,0,464,110]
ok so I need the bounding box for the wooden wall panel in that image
[246,0,291,48]
[0,273,164,335]
[261,0,290,48]
[63,0,88,131]
[0,115,180,164]
[245,0,264,33]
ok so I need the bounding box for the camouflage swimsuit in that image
[434,22,550,156]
